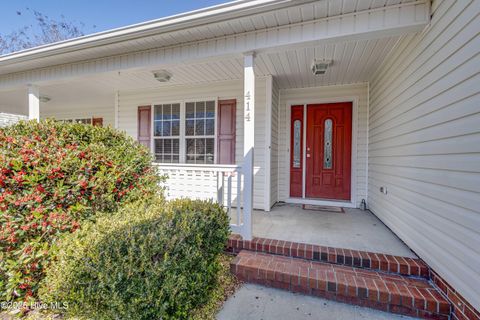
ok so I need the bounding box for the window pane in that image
[186,138,195,155]
[172,139,179,155]
[186,155,195,164]
[186,120,194,136]
[171,120,180,136]
[162,104,171,120]
[164,139,171,153]
[206,101,215,118]
[154,138,179,163]
[195,138,205,155]
[171,104,180,120]
[163,155,171,163]
[195,101,205,118]
[155,139,163,154]
[162,121,170,136]
[186,102,195,119]
[155,122,162,136]
[324,119,333,169]
[206,138,214,164]
[205,119,215,135]
[154,105,162,120]
[195,119,205,136]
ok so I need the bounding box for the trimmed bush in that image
[40,198,230,320]
[0,120,162,301]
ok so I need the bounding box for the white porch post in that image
[27,85,40,121]
[243,52,255,240]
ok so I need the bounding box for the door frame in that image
[285,96,358,208]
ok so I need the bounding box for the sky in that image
[0,0,230,36]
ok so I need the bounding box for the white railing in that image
[154,163,247,237]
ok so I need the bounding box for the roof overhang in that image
[0,0,431,91]
[0,0,313,70]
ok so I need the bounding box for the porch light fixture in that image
[152,70,172,82]
[39,95,51,103]
[311,59,332,75]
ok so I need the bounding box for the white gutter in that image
[0,0,315,67]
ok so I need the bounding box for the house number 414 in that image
[245,91,252,122]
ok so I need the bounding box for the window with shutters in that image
[151,100,219,164]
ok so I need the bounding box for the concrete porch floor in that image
[250,203,416,258]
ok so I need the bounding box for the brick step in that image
[231,251,450,320]
[228,234,429,278]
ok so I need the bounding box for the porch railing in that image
[154,163,247,237]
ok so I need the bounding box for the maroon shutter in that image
[137,106,151,150]
[92,117,103,127]
[217,99,236,164]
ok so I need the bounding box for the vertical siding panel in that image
[368,0,480,311]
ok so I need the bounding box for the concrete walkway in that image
[251,204,416,257]
[217,284,418,320]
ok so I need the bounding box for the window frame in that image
[150,98,218,164]
[151,102,182,163]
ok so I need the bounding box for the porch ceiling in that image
[0,0,416,75]
[0,34,400,113]
[54,35,401,90]
[108,36,400,90]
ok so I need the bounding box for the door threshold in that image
[286,197,356,208]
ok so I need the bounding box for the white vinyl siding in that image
[368,0,480,310]
[117,78,268,210]
[40,103,114,127]
[277,83,368,206]
[270,77,280,207]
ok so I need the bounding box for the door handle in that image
[307,154,311,158]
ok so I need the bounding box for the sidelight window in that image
[324,118,333,169]
[293,120,302,168]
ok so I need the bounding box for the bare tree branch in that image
[0,8,94,55]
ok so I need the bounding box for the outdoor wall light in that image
[311,59,332,75]
[152,70,172,82]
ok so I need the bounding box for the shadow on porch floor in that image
[249,203,416,258]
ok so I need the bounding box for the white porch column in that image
[27,85,40,121]
[243,52,255,240]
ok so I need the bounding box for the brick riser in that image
[232,251,450,320]
[227,234,429,278]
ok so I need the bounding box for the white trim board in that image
[264,75,273,212]
[286,197,356,209]
[285,96,359,208]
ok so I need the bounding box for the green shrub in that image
[0,119,162,302]
[40,198,230,320]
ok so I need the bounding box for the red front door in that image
[305,102,352,200]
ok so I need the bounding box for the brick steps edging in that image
[231,250,450,320]
[227,234,429,278]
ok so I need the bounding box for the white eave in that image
[0,0,310,68]
[0,0,431,86]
